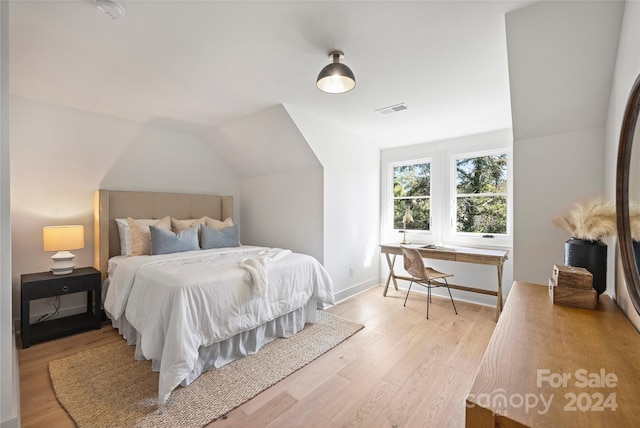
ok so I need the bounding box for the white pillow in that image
[115,218,132,256]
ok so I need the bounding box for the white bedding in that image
[104,246,335,404]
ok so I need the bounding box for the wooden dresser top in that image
[466,281,640,427]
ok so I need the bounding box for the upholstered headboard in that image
[93,190,233,281]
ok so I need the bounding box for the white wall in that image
[506,1,620,290]
[10,96,238,321]
[380,130,515,306]
[605,0,640,330]
[514,128,606,285]
[239,168,323,261]
[285,105,380,300]
[211,105,326,263]
[1,2,19,427]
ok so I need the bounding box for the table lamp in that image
[43,225,84,275]
[401,210,413,244]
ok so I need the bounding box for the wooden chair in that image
[400,246,458,319]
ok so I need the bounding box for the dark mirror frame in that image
[616,73,640,316]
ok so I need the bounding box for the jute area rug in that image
[49,311,363,428]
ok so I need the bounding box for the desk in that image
[380,243,509,319]
[466,281,640,427]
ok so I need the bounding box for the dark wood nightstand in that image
[20,267,101,348]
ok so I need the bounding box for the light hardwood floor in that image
[18,285,496,428]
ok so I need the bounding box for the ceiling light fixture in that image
[316,50,356,94]
[96,0,126,20]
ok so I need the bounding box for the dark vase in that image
[564,238,607,295]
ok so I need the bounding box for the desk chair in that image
[401,246,458,319]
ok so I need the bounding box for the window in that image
[453,152,508,235]
[392,160,431,231]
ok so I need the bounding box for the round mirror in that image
[616,73,640,315]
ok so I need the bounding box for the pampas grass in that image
[553,196,617,241]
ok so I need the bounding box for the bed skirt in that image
[108,299,318,387]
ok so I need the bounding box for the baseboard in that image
[0,416,19,428]
[333,278,379,303]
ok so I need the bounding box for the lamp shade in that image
[403,210,414,224]
[43,225,84,252]
[316,51,356,94]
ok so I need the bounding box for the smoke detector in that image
[96,0,126,20]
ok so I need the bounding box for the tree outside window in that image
[455,153,507,234]
[393,161,431,231]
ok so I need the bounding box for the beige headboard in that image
[93,190,233,281]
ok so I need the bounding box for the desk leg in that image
[383,253,399,296]
[496,263,504,320]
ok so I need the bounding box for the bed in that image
[93,190,335,404]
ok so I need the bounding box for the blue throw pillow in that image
[201,224,240,249]
[149,225,200,255]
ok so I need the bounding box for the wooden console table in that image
[466,281,640,427]
[380,243,509,319]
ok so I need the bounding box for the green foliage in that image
[394,199,430,230]
[393,163,431,230]
[455,154,507,234]
[394,163,430,197]
[456,196,507,234]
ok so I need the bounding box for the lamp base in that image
[50,251,76,275]
[401,229,410,245]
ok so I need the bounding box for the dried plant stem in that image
[553,197,616,241]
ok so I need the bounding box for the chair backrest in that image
[401,246,427,279]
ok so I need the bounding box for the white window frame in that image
[445,148,512,247]
[390,157,433,235]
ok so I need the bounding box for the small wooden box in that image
[552,264,593,290]
[549,278,597,310]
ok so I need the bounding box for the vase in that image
[564,238,607,295]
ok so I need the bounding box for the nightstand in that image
[20,267,101,348]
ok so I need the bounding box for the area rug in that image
[49,311,363,428]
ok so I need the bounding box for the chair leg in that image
[444,278,458,315]
[426,284,431,319]
[404,278,414,307]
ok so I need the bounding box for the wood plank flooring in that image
[18,285,496,428]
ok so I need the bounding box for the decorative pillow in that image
[201,224,240,249]
[149,225,199,255]
[171,217,205,232]
[203,216,234,230]
[115,218,132,256]
[128,216,171,256]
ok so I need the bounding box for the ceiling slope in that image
[506,0,625,141]
[211,104,321,178]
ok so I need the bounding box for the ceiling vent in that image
[376,103,408,116]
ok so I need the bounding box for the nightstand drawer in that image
[24,276,97,299]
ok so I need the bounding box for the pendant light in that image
[316,51,356,94]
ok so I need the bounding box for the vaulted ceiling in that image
[9,1,624,150]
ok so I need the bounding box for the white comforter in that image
[104,246,335,404]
